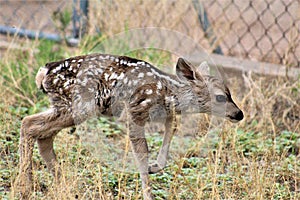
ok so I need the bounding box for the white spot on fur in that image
[137,61,145,66]
[78,59,83,62]
[145,89,153,95]
[165,96,175,102]
[80,77,88,86]
[63,79,71,88]
[65,61,69,67]
[58,74,65,80]
[90,57,97,61]
[128,80,132,86]
[157,81,162,90]
[71,60,76,63]
[117,72,125,80]
[138,73,144,78]
[104,73,109,81]
[111,80,116,86]
[146,72,153,76]
[133,80,138,85]
[77,70,83,77]
[97,68,103,74]
[140,99,151,106]
[123,77,128,84]
[53,64,63,73]
[110,72,118,80]
[53,78,59,84]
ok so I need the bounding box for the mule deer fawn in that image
[17,53,243,199]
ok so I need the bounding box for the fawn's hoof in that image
[14,181,33,200]
[14,174,34,200]
[148,163,164,174]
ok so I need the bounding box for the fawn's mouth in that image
[227,111,244,123]
[228,117,240,123]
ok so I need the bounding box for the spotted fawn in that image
[17,53,243,199]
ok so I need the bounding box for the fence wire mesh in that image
[204,0,300,67]
[0,0,299,67]
[0,0,71,35]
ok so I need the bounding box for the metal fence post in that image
[192,0,223,55]
[0,25,62,42]
[72,0,88,39]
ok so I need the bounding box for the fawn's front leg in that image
[149,115,178,174]
[129,123,153,200]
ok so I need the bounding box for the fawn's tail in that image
[35,66,48,91]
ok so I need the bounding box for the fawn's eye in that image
[216,95,226,103]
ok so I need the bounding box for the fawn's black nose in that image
[235,110,244,121]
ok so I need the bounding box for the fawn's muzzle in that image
[235,110,244,121]
[228,110,244,122]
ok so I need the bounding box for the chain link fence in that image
[1,0,299,67]
[0,0,71,38]
[203,0,300,67]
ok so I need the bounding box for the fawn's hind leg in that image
[17,108,74,199]
[37,136,60,178]
[36,112,74,178]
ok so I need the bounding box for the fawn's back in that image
[38,54,181,125]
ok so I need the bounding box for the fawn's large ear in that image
[176,58,202,82]
[197,61,210,76]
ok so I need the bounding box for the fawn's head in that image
[176,58,243,123]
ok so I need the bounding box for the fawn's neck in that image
[163,77,209,114]
[162,78,193,114]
